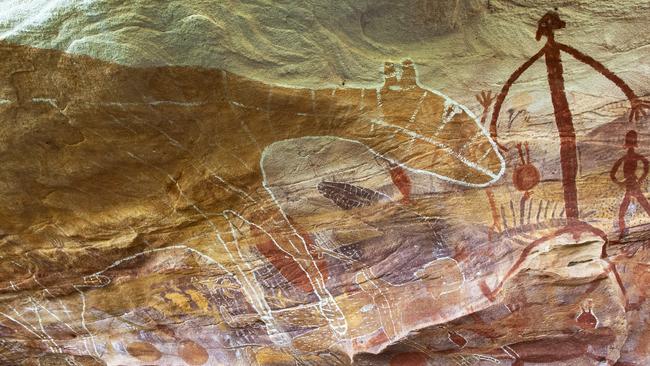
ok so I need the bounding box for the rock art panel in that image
[0,4,649,366]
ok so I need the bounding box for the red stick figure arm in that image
[610,157,624,184]
[640,155,650,183]
[556,43,638,101]
[489,48,545,150]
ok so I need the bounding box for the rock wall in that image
[0,2,649,365]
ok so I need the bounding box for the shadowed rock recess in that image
[0,2,650,366]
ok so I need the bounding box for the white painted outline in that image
[260,152,348,337]
[254,60,506,187]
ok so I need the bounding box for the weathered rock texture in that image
[0,2,649,366]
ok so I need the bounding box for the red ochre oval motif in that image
[178,340,209,365]
[126,341,162,362]
[513,164,540,192]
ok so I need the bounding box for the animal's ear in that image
[383,62,398,87]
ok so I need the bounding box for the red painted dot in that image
[513,164,540,191]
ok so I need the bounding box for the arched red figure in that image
[610,130,650,239]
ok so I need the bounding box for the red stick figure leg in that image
[559,134,580,222]
[486,188,502,241]
[603,258,629,309]
[519,191,531,227]
[618,192,631,239]
[480,229,567,301]
[633,189,650,217]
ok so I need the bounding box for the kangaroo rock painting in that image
[1,2,650,366]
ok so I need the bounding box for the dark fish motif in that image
[317,181,384,210]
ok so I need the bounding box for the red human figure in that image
[481,10,645,302]
[610,130,650,239]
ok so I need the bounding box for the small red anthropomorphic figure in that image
[610,130,650,239]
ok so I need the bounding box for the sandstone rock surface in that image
[0,2,649,366]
